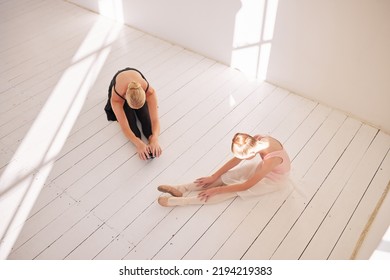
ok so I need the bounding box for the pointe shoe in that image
[158,196,170,207]
[157,185,183,197]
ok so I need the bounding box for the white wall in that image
[68,0,242,65]
[267,0,390,133]
[69,0,390,133]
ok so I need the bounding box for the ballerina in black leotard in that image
[104,68,161,160]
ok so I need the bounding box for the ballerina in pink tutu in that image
[157,132,292,207]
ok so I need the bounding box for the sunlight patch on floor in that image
[0,18,122,259]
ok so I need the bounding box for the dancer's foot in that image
[158,196,170,207]
[157,185,183,197]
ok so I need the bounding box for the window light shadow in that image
[0,17,122,260]
[231,0,279,80]
[98,0,124,23]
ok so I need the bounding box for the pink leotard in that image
[263,148,291,181]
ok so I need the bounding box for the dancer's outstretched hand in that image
[198,187,220,202]
[136,141,150,160]
[148,141,162,158]
[194,176,216,188]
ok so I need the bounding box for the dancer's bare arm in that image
[195,157,242,187]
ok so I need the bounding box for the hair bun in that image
[128,81,141,90]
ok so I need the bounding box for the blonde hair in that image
[231,133,258,159]
[125,81,146,109]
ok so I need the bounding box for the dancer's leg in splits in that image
[157,178,238,206]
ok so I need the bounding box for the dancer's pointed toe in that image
[157,185,183,197]
[158,196,170,207]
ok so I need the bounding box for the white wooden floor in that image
[1,0,390,260]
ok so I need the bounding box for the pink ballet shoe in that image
[158,196,170,207]
[157,185,183,197]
